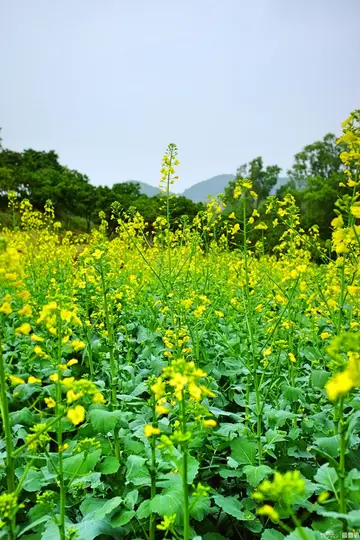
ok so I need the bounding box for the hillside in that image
[127,180,161,197]
[126,175,289,202]
[182,174,235,203]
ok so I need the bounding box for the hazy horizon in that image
[1,0,359,191]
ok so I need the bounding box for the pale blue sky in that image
[1,0,359,191]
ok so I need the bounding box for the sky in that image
[1,0,359,192]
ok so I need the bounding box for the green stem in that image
[242,194,263,464]
[99,261,120,461]
[180,396,190,540]
[149,399,157,540]
[0,338,16,539]
[289,510,309,540]
[55,319,65,540]
[338,397,347,517]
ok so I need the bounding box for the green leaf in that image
[125,455,151,486]
[219,469,243,479]
[15,468,44,492]
[315,435,340,458]
[150,489,183,516]
[76,518,123,539]
[98,456,120,475]
[231,439,257,466]
[124,489,139,510]
[189,496,211,521]
[282,386,303,403]
[63,450,101,478]
[88,409,125,434]
[10,407,34,426]
[111,509,136,527]
[18,515,50,537]
[265,429,287,445]
[213,494,245,520]
[311,370,331,389]
[312,516,343,534]
[79,497,122,527]
[348,509,360,526]
[243,465,273,487]
[286,528,322,540]
[314,464,338,492]
[261,530,285,540]
[136,500,151,520]
[179,456,199,484]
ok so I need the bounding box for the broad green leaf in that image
[98,456,120,475]
[125,455,151,486]
[10,407,34,427]
[150,489,183,516]
[125,489,139,510]
[203,534,227,540]
[282,386,303,403]
[312,516,343,534]
[76,518,123,539]
[315,435,340,458]
[111,509,136,527]
[18,515,49,537]
[88,409,125,434]
[136,500,151,520]
[15,468,44,492]
[219,469,243,479]
[345,468,360,491]
[265,429,287,445]
[314,463,338,492]
[179,456,199,484]
[213,494,245,520]
[348,509,360,526]
[81,496,122,521]
[63,450,101,478]
[311,370,331,389]
[230,438,257,466]
[261,530,285,539]
[286,528,322,540]
[189,496,211,521]
[243,465,273,487]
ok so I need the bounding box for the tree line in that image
[0,129,348,249]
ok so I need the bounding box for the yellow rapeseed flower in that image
[44,397,56,408]
[257,505,279,522]
[203,419,217,428]
[15,323,31,335]
[18,304,32,317]
[67,358,78,367]
[67,405,86,425]
[31,334,44,342]
[92,392,106,404]
[70,339,86,351]
[325,370,353,401]
[0,302,12,315]
[144,424,160,437]
[28,376,41,384]
[8,375,25,386]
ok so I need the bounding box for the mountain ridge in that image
[125,175,289,203]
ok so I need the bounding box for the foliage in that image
[0,111,359,540]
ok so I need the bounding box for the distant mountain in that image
[124,175,290,203]
[182,174,235,203]
[127,180,161,197]
[271,177,289,195]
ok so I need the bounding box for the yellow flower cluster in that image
[253,470,305,505]
[153,358,215,402]
[325,351,360,401]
